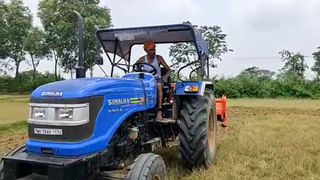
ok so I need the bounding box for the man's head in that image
[144,40,156,57]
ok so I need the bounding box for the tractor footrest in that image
[154,118,176,124]
[142,138,161,152]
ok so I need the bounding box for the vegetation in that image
[38,0,111,79]
[0,1,319,99]
[311,47,320,80]
[215,69,320,98]
[215,49,320,98]
[1,0,32,78]
[169,21,233,69]
[0,71,61,92]
[0,0,111,80]
[24,27,49,85]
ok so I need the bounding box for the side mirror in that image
[96,55,103,65]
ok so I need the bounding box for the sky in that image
[20,0,320,79]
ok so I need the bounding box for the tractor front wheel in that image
[0,158,3,180]
[178,90,218,169]
[126,153,167,180]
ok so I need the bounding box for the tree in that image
[38,0,111,79]
[169,21,232,72]
[279,50,308,79]
[24,27,49,85]
[0,60,14,76]
[2,0,32,78]
[239,66,275,79]
[0,0,9,59]
[311,47,320,80]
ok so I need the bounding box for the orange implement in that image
[215,95,227,127]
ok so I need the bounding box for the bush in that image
[214,74,319,99]
[0,72,62,93]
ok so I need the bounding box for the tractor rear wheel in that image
[126,153,167,180]
[178,89,217,169]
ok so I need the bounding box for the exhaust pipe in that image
[73,10,86,78]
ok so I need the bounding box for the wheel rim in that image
[152,174,161,180]
[208,109,216,153]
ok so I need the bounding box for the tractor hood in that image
[31,77,143,99]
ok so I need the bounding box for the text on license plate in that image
[34,128,63,135]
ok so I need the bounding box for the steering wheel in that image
[132,62,157,75]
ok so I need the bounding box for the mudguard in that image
[175,81,213,96]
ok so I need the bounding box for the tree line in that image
[0,0,111,82]
[1,1,320,98]
[215,49,320,98]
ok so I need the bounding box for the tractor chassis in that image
[1,145,114,180]
[1,123,177,180]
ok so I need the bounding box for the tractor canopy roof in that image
[96,24,209,61]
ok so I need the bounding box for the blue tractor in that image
[0,24,218,180]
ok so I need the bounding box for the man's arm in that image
[158,55,171,81]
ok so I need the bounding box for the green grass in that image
[0,96,319,179]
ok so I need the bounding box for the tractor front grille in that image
[28,96,103,142]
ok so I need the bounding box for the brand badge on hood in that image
[41,91,63,97]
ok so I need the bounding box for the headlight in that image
[31,107,47,120]
[56,108,73,120]
[28,103,89,126]
[184,85,199,93]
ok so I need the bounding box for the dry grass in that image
[0,95,29,125]
[0,96,319,180]
[0,95,29,157]
[228,98,320,110]
[162,99,320,180]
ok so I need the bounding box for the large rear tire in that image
[126,153,167,180]
[178,90,218,169]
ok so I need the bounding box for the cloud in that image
[228,0,320,32]
[102,0,202,27]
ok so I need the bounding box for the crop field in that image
[0,95,319,180]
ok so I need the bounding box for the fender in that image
[175,80,213,96]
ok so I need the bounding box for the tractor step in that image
[154,118,176,124]
[142,138,161,152]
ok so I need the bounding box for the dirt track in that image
[0,132,27,156]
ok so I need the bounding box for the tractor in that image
[0,23,227,180]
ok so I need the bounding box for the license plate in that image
[34,128,63,135]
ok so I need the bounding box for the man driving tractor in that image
[136,41,171,121]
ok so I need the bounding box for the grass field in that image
[0,95,319,179]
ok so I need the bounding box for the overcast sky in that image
[21,0,320,78]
